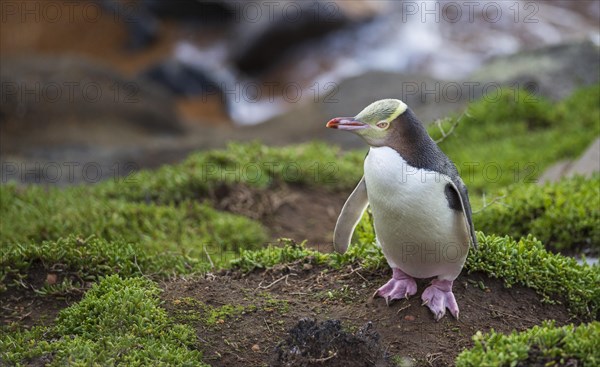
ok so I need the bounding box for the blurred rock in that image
[143,0,236,22]
[137,42,235,120]
[99,0,159,50]
[231,1,356,75]
[470,41,600,100]
[139,60,224,97]
[539,138,600,183]
[99,0,236,50]
[0,55,182,158]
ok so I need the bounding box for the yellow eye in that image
[376,121,389,129]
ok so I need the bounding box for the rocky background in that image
[1,0,599,184]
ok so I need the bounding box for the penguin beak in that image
[326,117,368,131]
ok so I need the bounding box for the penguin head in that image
[326,99,408,146]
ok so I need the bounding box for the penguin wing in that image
[445,178,478,249]
[333,176,369,253]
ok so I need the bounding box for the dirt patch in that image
[0,264,82,329]
[209,183,350,251]
[161,261,571,367]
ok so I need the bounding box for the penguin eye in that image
[376,121,389,129]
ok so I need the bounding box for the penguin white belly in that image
[364,146,469,280]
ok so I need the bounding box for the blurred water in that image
[295,0,598,81]
[168,0,599,125]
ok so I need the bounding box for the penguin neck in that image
[384,109,441,170]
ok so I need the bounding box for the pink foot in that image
[421,279,459,321]
[373,268,417,305]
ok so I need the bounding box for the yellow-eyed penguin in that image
[326,99,477,320]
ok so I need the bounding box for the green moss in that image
[1,184,267,257]
[169,293,286,328]
[259,292,290,314]
[202,304,247,326]
[475,175,600,252]
[230,238,385,273]
[0,182,268,292]
[0,236,203,293]
[456,321,600,367]
[466,233,599,321]
[0,275,207,366]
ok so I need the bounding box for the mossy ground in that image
[1,85,599,366]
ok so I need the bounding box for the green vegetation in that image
[429,84,600,199]
[230,238,385,273]
[475,175,600,252]
[0,183,268,293]
[466,233,599,321]
[456,321,600,367]
[0,236,201,293]
[1,184,267,257]
[171,297,253,327]
[0,275,207,366]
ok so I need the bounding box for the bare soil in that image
[0,264,82,328]
[210,183,349,251]
[161,262,571,367]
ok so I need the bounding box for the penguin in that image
[326,99,477,320]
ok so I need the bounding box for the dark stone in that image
[99,0,235,50]
[138,60,224,97]
[232,1,351,75]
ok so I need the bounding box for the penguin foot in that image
[421,279,459,321]
[373,268,417,305]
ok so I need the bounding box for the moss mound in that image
[456,321,600,367]
[429,84,600,197]
[0,275,207,366]
[475,175,600,253]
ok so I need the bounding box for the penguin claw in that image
[421,279,460,321]
[374,270,417,305]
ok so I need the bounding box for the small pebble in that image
[46,273,57,285]
[404,315,416,321]
[252,344,260,352]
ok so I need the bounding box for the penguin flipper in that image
[333,176,369,253]
[446,179,478,249]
